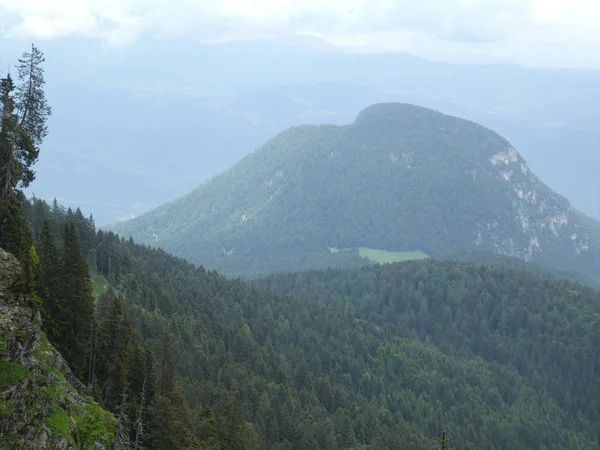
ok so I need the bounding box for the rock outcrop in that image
[0,249,115,449]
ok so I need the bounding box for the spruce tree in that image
[15,44,52,147]
[158,331,175,396]
[0,73,35,269]
[0,73,36,199]
[0,45,49,295]
[434,431,453,450]
[61,221,95,378]
[37,220,64,341]
[97,293,133,410]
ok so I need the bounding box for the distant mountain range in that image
[1,37,598,224]
[114,103,600,280]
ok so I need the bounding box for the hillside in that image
[0,249,115,449]
[29,198,600,449]
[115,103,600,278]
[259,260,600,449]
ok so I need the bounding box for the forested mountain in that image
[115,103,600,279]
[2,36,600,223]
[17,197,600,449]
[4,43,600,450]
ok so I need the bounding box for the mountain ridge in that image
[114,103,600,278]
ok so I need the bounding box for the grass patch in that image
[359,247,429,264]
[72,400,116,449]
[0,361,28,388]
[44,408,73,443]
[92,276,110,297]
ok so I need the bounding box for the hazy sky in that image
[0,0,599,68]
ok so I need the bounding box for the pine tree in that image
[61,221,95,378]
[0,73,36,272]
[37,220,64,341]
[15,44,52,147]
[97,293,133,410]
[0,73,36,199]
[0,192,38,296]
[433,431,453,450]
[0,45,49,296]
[144,349,157,406]
[159,331,175,396]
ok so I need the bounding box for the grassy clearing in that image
[359,247,429,264]
[92,276,110,297]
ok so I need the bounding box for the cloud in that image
[0,0,599,67]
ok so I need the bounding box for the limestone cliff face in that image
[0,249,115,449]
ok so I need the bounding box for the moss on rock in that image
[0,248,115,449]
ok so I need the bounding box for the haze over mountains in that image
[1,36,599,224]
[4,12,600,448]
[114,103,600,281]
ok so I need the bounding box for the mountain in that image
[0,249,115,449]
[25,198,600,449]
[2,37,600,223]
[114,103,600,279]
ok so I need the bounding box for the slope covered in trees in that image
[4,45,600,450]
[114,103,600,280]
[260,261,600,448]
[23,197,600,449]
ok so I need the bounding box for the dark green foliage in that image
[0,45,49,297]
[15,44,52,147]
[115,103,600,281]
[37,220,64,341]
[260,261,600,448]
[0,192,38,297]
[158,331,175,396]
[59,221,95,378]
[7,45,600,449]
[94,293,135,410]
[0,73,37,197]
[434,431,453,450]
[146,388,199,449]
[26,197,600,449]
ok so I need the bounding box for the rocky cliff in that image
[0,249,115,449]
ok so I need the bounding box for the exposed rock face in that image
[482,147,592,261]
[114,103,600,279]
[0,249,115,449]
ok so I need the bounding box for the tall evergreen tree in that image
[61,221,95,378]
[434,431,453,450]
[0,73,36,276]
[0,73,36,199]
[37,220,64,340]
[158,331,175,396]
[96,293,134,410]
[0,45,49,296]
[15,44,52,147]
